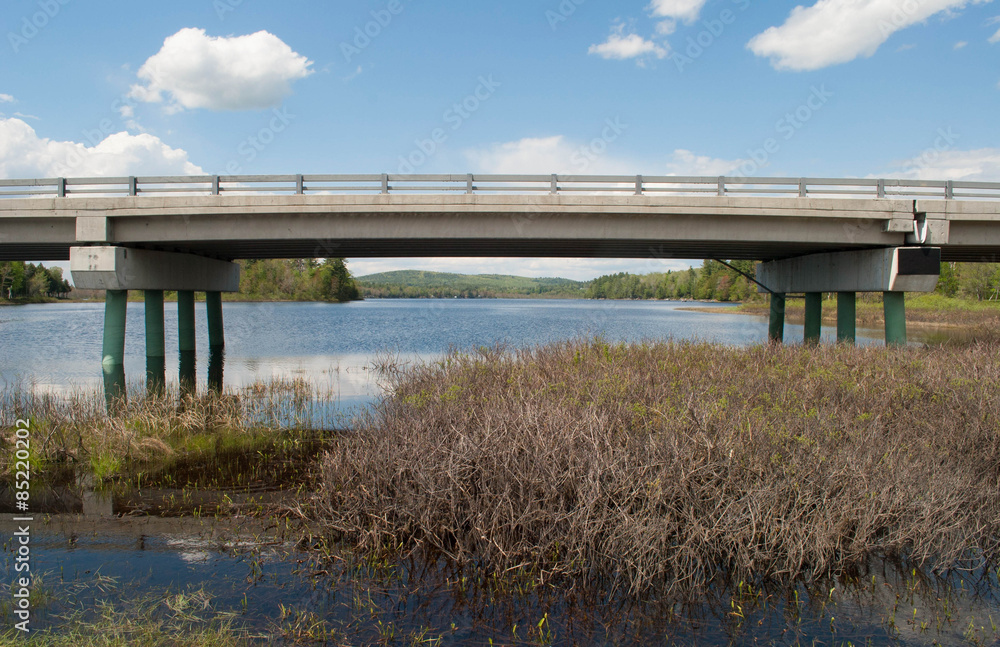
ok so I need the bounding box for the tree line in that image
[0,262,72,301]
[1,259,360,303]
[237,259,361,302]
[4,257,999,305]
[586,260,1000,302]
[586,260,759,302]
[937,262,1000,301]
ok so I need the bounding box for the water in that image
[3,299,983,644]
[0,298,891,399]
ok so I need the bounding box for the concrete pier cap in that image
[756,247,941,294]
[70,246,240,292]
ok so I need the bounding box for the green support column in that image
[177,290,196,397]
[208,347,224,394]
[102,290,128,407]
[768,293,786,344]
[837,292,856,345]
[884,292,907,347]
[144,290,166,394]
[206,291,224,350]
[177,291,196,353]
[206,291,225,394]
[803,292,822,345]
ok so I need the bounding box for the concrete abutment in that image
[760,247,940,347]
[70,247,239,404]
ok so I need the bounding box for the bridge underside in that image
[4,242,995,263]
[2,239,890,263]
[1,194,998,262]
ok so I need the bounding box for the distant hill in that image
[356,270,587,298]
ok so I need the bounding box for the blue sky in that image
[2,0,999,280]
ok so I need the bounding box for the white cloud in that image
[748,0,991,71]
[0,94,14,103]
[343,65,363,82]
[589,24,668,62]
[466,137,746,178]
[648,0,710,23]
[886,147,1000,181]
[990,17,1000,42]
[465,135,638,175]
[129,28,313,111]
[665,149,747,176]
[0,117,203,178]
[655,19,678,35]
[954,40,969,47]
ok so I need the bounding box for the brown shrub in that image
[316,339,1000,594]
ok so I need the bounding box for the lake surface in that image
[8,298,988,644]
[0,298,891,401]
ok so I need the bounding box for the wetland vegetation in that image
[5,333,1000,644]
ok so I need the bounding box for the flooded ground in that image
[4,435,1000,645]
[2,301,994,644]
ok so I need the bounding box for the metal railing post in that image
[2,174,998,201]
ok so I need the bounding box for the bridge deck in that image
[2,175,999,262]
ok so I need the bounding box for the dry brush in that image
[316,338,1000,594]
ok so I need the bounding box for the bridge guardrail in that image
[1,174,999,200]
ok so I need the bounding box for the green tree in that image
[236,258,361,302]
[960,263,1000,301]
[936,262,960,297]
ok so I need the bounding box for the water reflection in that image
[145,355,166,394]
[208,346,224,394]
[3,299,905,399]
[5,515,1000,645]
[178,349,196,399]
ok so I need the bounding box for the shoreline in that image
[680,303,996,330]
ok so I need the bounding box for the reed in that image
[316,337,1000,594]
[0,378,347,480]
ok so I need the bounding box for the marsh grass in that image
[316,337,1000,595]
[0,378,348,481]
[0,587,260,647]
[737,293,1000,328]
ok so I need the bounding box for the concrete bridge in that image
[2,173,999,400]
